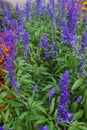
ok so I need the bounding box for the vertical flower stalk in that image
[38,34,51,60]
[5,56,20,95]
[61,0,78,49]
[48,87,55,105]
[48,2,56,34]
[36,0,44,15]
[52,43,58,57]
[79,31,87,78]
[25,0,31,20]
[56,71,73,124]
[16,4,24,27]
[22,31,30,55]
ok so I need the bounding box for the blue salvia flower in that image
[16,4,24,27]
[0,126,4,130]
[25,0,31,20]
[52,43,58,52]
[36,0,44,15]
[59,71,71,106]
[61,0,78,47]
[33,85,38,91]
[0,0,6,16]
[38,34,51,60]
[82,15,86,28]
[76,96,82,103]
[50,0,55,8]
[52,43,58,57]
[80,32,87,54]
[23,31,30,53]
[48,4,55,19]
[5,56,20,95]
[79,32,87,78]
[48,87,55,99]
[39,126,49,130]
[6,3,13,21]
[3,30,17,59]
[57,71,73,123]
[79,56,86,78]
[57,0,67,26]
[57,106,73,123]
[48,3,56,30]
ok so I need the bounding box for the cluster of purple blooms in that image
[61,0,78,48]
[38,34,58,59]
[39,126,49,130]
[0,0,86,129]
[0,0,30,95]
[0,126,4,130]
[57,71,73,123]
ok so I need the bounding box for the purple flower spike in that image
[76,96,82,103]
[48,87,55,98]
[26,0,31,20]
[57,71,73,123]
[52,43,58,52]
[40,126,49,130]
[33,85,38,91]
[0,126,4,130]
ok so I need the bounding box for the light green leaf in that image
[50,98,55,114]
[71,78,83,90]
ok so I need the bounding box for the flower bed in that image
[0,0,87,130]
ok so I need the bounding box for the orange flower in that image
[7,94,12,99]
[0,56,3,63]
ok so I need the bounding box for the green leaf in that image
[42,84,54,91]
[5,109,10,122]
[74,110,84,120]
[82,90,87,103]
[49,121,56,130]
[71,78,83,90]
[16,126,23,130]
[36,105,47,114]
[35,118,47,125]
[50,98,55,114]
[77,126,87,130]
[19,111,28,120]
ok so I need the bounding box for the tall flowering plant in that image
[57,71,73,127]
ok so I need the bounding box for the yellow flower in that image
[82,1,87,10]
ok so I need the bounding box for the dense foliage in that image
[0,0,87,130]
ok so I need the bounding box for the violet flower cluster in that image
[39,126,49,130]
[0,0,30,96]
[25,0,31,20]
[61,0,78,48]
[48,87,55,99]
[38,34,51,60]
[5,56,20,95]
[79,31,87,78]
[56,71,73,123]
[36,0,44,15]
[16,4,24,27]
[0,126,4,130]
